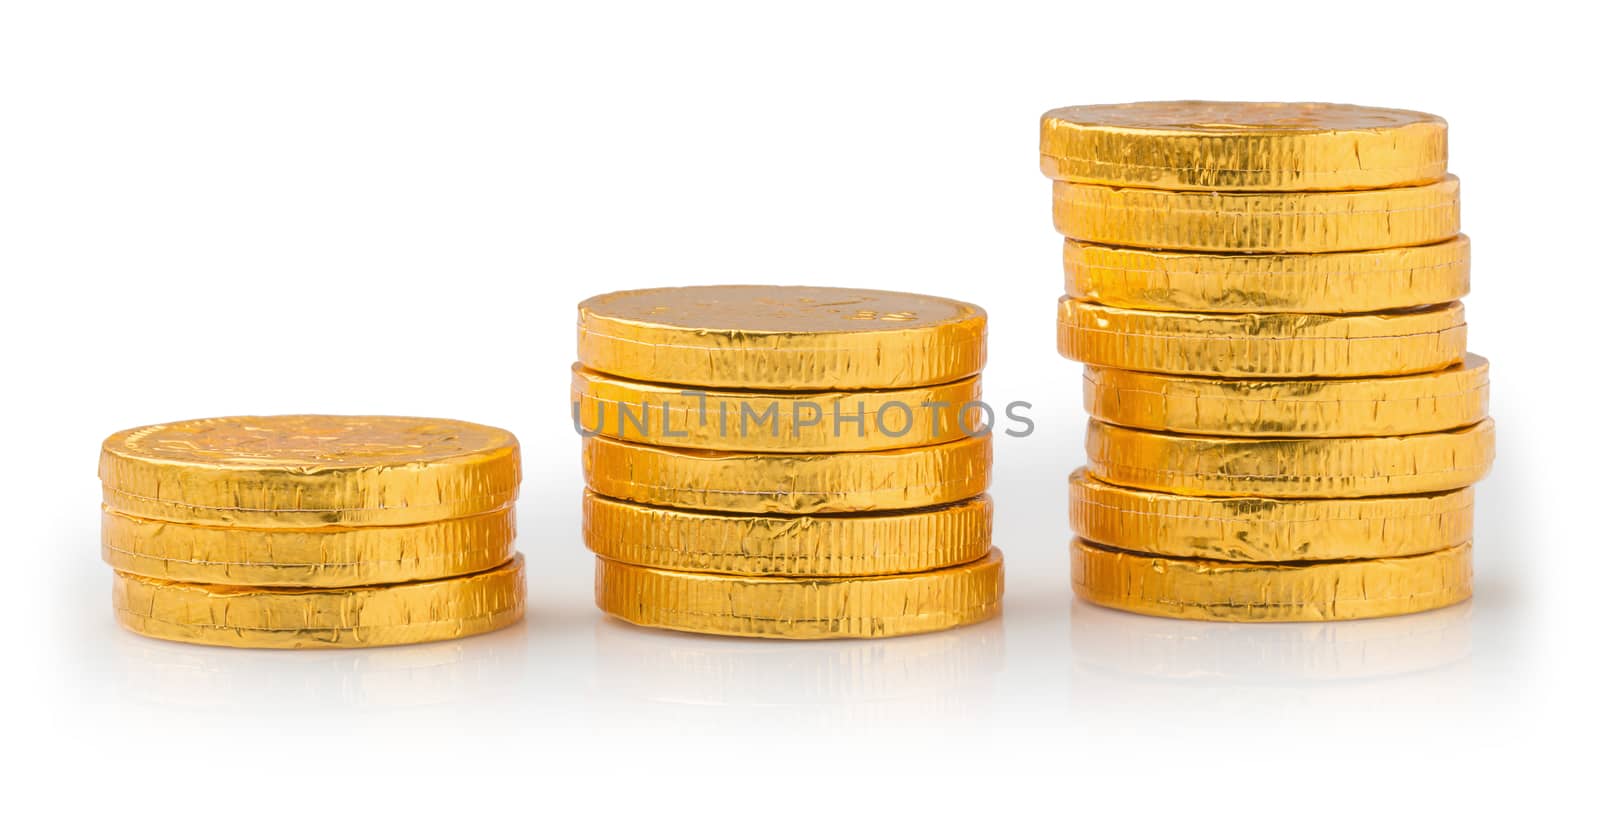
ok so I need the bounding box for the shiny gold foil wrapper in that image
[1058,298,1466,378]
[1071,539,1471,622]
[1086,419,1494,498]
[582,433,991,514]
[112,555,526,648]
[582,489,992,576]
[1064,236,1470,313]
[576,285,986,390]
[1052,176,1459,252]
[1069,469,1473,562]
[1040,101,1448,192]
[100,415,520,527]
[1083,355,1489,437]
[595,550,1003,639]
[101,506,516,587]
[571,365,982,452]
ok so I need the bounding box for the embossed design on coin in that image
[114,415,511,468]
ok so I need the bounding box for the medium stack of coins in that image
[1041,101,1494,621]
[99,415,526,647]
[574,285,1003,638]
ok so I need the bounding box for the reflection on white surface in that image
[1067,598,1478,715]
[586,616,1007,726]
[1070,599,1473,682]
[108,623,534,712]
[84,571,1504,738]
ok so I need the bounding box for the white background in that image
[4,1,1593,823]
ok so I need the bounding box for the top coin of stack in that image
[99,415,527,647]
[1041,101,1492,621]
[573,285,1003,638]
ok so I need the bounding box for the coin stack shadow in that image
[99,415,526,648]
[574,286,1004,638]
[1041,101,1495,621]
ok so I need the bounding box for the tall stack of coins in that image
[99,415,526,647]
[1041,101,1494,621]
[574,286,1003,638]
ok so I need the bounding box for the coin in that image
[1071,539,1471,621]
[1070,469,1472,561]
[1082,355,1489,436]
[1085,419,1494,498]
[595,550,1003,639]
[102,506,515,587]
[1058,298,1466,378]
[571,364,982,452]
[582,433,991,513]
[583,489,992,576]
[577,285,986,390]
[112,555,526,648]
[100,415,520,527]
[1040,101,1447,191]
[1063,236,1470,313]
[1053,176,1459,252]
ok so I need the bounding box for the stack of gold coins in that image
[99,415,526,647]
[574,285,1003,638]
[1041,101,1494,621]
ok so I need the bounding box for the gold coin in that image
[1064,236,1470,313]
[1086,419,1494,498]
[112,555,526,649]
[583,489,992,576]
[100,415,520,527]
[576,285,986,390]
[102,506,515,587]
[1071,539,1471,621]
[582,433,991,513]
[1040,101,1448,191]
[571,364,982,452]
[1058,298,1466,378]
[1083,355,1489,436]
[1069,469,1472,562]
[595,550,1003,639]
[1052,176,1459,252]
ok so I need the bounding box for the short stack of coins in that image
[574,285,1003,638]
[99,415,526,647]
[1041,101,1494,621]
